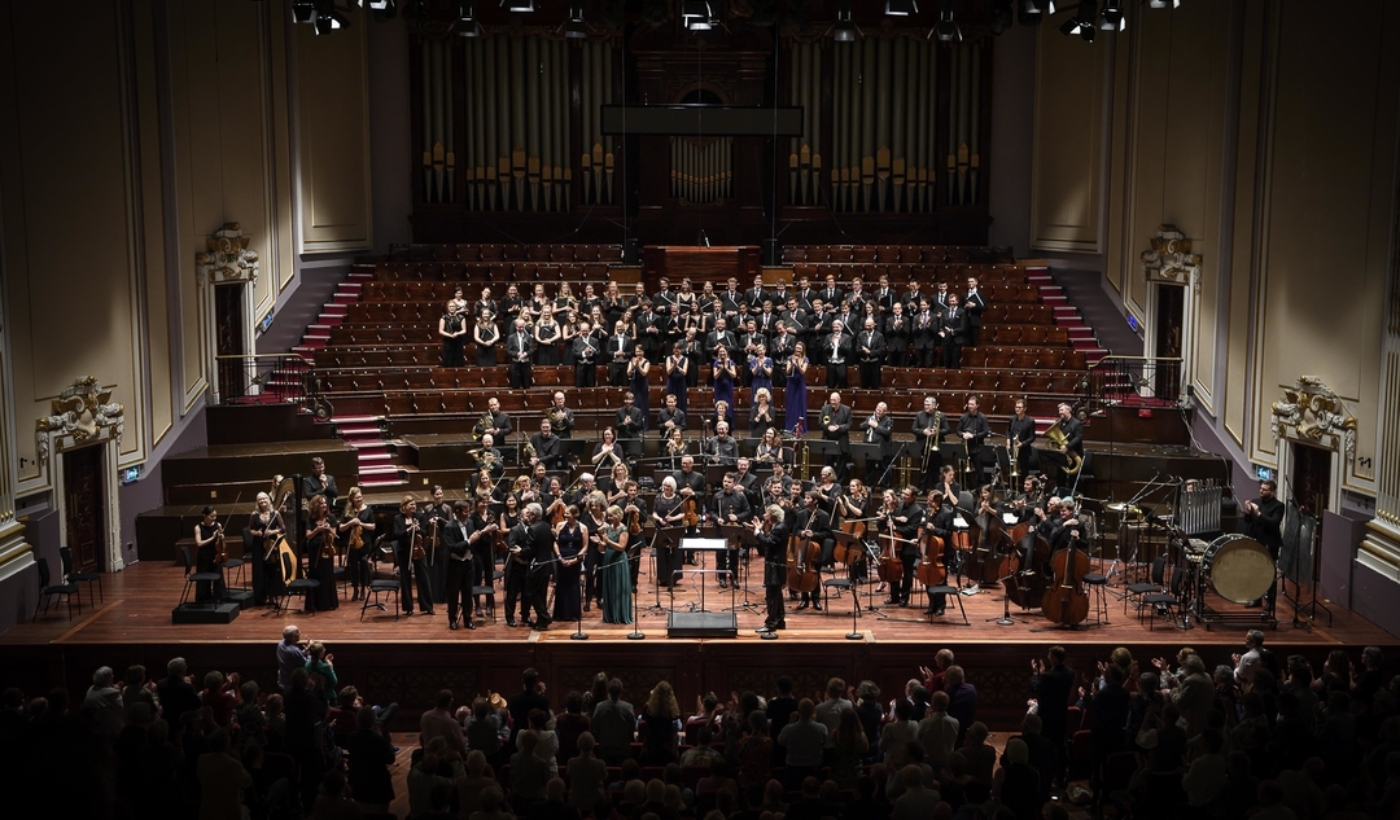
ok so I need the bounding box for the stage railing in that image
[1086,355,1183,411]
[213,353,321,412]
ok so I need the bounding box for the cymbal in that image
[1105,502,1142,516]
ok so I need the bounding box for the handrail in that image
[1085,354,1185,412]
[213,353,324,416]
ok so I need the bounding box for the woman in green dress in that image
[598,505,632,624]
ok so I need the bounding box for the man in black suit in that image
[957,396,992,485]
[1050,402,1084,488]
[1031,645,1076,787]
[888,486,924,606]
[819,392,853,477]
[442,501,476,630]
[913,299,939,367]
[914,396,949,490]
[940,293,968,369]
[634,300,663,364]
[712,472,752,590]
[657,393,686,439]
[1007,399,1039,479]
[739,318,767,384]
[861,401,894,486]
[672,455,708,504]
[820,273,843,307]
[529,420,567,472]
[516,503,554,630]
[392,496,435,616]
[302,457,338,507]
[793,491,834,611]
[902,281,924,314]
[615,391,645,459]
[721,277,745,325]
[547,392,576,438]
[856,317,886,390]
[473,397,513,442]
[705,318,738,363]
[873,275,897,316]
[754,504,791,634]
[1242,479,1285,615]
[884,302,910,367]
[745,275,768,318]
[606,320,632,386]
[824,323,851,389]
[964,275,987,347]
[573,322,600,388]
[505,318,535,389]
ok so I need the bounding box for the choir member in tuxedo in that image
[442,501,476,630]
[884,303,911,366]
[615,392,646,460]
[573,322,600,387]
[963,276,987,347]
[606,320,633,386]
[505,318,535,389]
[913,300,939,367]
[393,496,435,616]
[856,318,886,391]
[940,294,968,369]
[824,323,851,389]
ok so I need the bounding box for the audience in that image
[4,636,1393,820]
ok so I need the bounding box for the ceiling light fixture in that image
[1099,0,1125,31]
[458,1,482,36]
[562,4,588,38]
[1060,0,1096,42]
[931,0,962,43]
[884,0,918,17]
[314,6,349,34]
[829,0,860,42]
[292,0,316,24]
[1148,0,1181,8]
[1019,0,1054,26]
[989,0,1014,34]
[500,0,535,12]
[682,0,716,31]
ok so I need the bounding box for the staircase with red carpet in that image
[1024,265,1108,368]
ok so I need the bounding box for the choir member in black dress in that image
[439,301,467,367]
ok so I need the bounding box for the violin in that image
[1042,510,1090,626]
[627,505,642,536]
[682,496,700,527]
[212,525,227,565]
[411,519,426,562]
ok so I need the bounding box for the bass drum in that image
[1202,534,1275,604]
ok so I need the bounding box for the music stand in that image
[847,443,885,475]
[676,537,728,614]
[717,523,762,613]
[648,525,686,615]
[803,440,847,469]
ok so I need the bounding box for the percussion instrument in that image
[1201,534,1275,605]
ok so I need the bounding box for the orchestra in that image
[240,271,1193,637]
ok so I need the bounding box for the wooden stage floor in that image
[3,557,1391,731]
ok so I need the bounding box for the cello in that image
[917,526,947,587]
[1042,510,1091,626]
[877,508,905,586]
[785,528,819,594]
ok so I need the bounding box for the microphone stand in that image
[570,566,588,640]
[628,549,646,640]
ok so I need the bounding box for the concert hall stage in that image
[2,559,1390,732]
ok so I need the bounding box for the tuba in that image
[1044,419,1083,476]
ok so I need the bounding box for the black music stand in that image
[803,440,848,473]
[717,523,762,613]
[649,525,686,615]
[848,443,885,480]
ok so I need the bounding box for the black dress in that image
[306,518,339,611]
[536,322,561,365]
[195,522,222,602]
[553,521,584,621]
[441,313,466,367]
[475,322,499,366]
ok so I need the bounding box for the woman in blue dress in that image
[665,342,689,414]
[627,345,651,428]
[598,506,632,624]
[785,342,809,434]
[552,507,586,622]
[712,347,737,413]
[748,343,773,395]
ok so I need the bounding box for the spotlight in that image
[292,0,315,24]
[1148,0,1181,8]
[1099,0,1125,31]
[361,0,397,21]
[884,0,918,17]
[829,1,860,42]
[1059,0,1096,42]
[989,0,1014,35]
[682,0,715,31]
[458,1,482,36]
[562,4,587,38]
[1019,0,1054,26]
[500,0,535,12]
[314,7,349,34]
[930,0,961,43]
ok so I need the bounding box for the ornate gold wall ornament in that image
[1141,224,1202,286]
[35,376,125,466]
[195,222,260,285]
[1270,375,1359,464]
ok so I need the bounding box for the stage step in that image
[337,424,382,437]
[357,451,391,463]
[359,477,406,489]
[331,414,381,424]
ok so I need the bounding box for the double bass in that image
[785,528,820,594]
[1042,511,1091,626]
[916,527,947,587]
[962,495,1012,585]
[877,509,905,585]
[1004,521,1052,610]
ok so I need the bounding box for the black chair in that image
[925,584,969,625]
[180,545,224,608]
[1083,571,1110,625]
[62,545,103,607]
[1124,556,1168,616]
[273,550,320,615]
[35,558,80,621]
[360,556,401,621]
